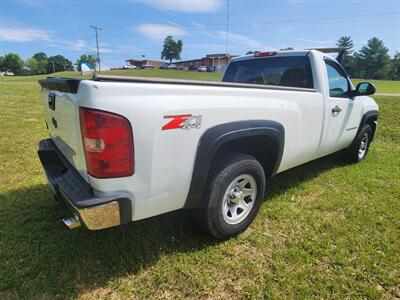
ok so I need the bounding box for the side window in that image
[325,60,350,98]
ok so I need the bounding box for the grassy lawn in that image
[0,69,221,82]
[0,78,399,298]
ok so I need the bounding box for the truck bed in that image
[39,74,316,94]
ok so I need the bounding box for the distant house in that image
[4,70,15,76]
[174,54,238,70]
[126,54,238,70]
[125,59,164,69]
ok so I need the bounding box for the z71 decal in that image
[162,114,202,130]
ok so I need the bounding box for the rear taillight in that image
[79,107,134,178]
[254,51,277,57]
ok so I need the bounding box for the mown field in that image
[0,73,399,299]
[0,69,222,82]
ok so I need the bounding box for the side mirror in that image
[353,82,376,97]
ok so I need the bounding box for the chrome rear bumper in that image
[38,138,132,230]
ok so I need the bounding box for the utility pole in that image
[52,61,55,73]
[90,25,102,72]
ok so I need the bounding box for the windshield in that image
[222,56,314,89]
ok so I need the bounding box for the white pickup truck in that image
[38,49,378,239]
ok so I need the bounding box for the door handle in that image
[332,105,342,113]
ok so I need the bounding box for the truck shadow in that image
[1,153,345,297]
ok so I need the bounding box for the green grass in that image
[101,69,222,81]
[352,79,400,94]
[0,71,89,82]
[0,77,399,299]
[0,69,221,82]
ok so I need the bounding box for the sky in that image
[1,0,399,68]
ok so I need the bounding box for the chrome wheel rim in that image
[222,174,257,225]
[358,133,369,159]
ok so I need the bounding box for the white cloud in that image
[164,19,179,26]
[191,22,206,29]
[0,17,112,56]
[0,17,53,42]
[135,0,221,12]
[0,26,52,42]
[185,43,226,53]
[136,23,187,39]
[216,31,262,49]
[98,48,112,54]
[295,38,334,46]
[68,39,86,51]
[19,0,42,6]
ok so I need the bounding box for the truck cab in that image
[223,50,378,168]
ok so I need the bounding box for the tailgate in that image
[39,78,88,181]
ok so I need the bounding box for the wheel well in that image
[212,135,280,179]
[184,120,284,209]
[366,115,377,140]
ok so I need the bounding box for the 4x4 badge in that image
[162,114,202,130]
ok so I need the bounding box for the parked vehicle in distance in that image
[38,49,378,240]
[159,64,169,69]
[167,64,177,70]
[142,64,155,69]
[4,70,15,76]
[176,65,185,71]
[206,66,215,72]
[197,65,207,72]
[189,64,198,71]
[122,65,137,70]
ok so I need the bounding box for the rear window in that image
[222,56,314,89]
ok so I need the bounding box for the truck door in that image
[321,58,360,155]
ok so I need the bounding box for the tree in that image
[33,52,48,62]
[354,37,390,79]
[1,53,24,75]
[389,51,400,80]
[161,36,183,63]
[336,36,355,76]
[26,57,40,75]
[75,54,97,72]
[47,55,74,73]
[31,52,49,74]
[336,36,353,55]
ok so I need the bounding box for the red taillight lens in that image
[254,51,277,57]
[79,107,134,178]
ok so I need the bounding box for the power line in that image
[100,11,398,31]
[90,25,102,72]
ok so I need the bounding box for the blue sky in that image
[1,0,399,68]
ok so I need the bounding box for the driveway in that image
[376,93,400,97]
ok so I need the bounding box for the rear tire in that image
[196,153,266,240]
[342,124,372,163]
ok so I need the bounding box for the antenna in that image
[226,0,230,54]
[90,25,102,72]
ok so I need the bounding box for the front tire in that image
[197,153,266,240]
[342,124,372,163]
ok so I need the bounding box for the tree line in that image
[0,52,98,75]
[337,36,399,80]
[1,36,399,80]
[249,36,399,81]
